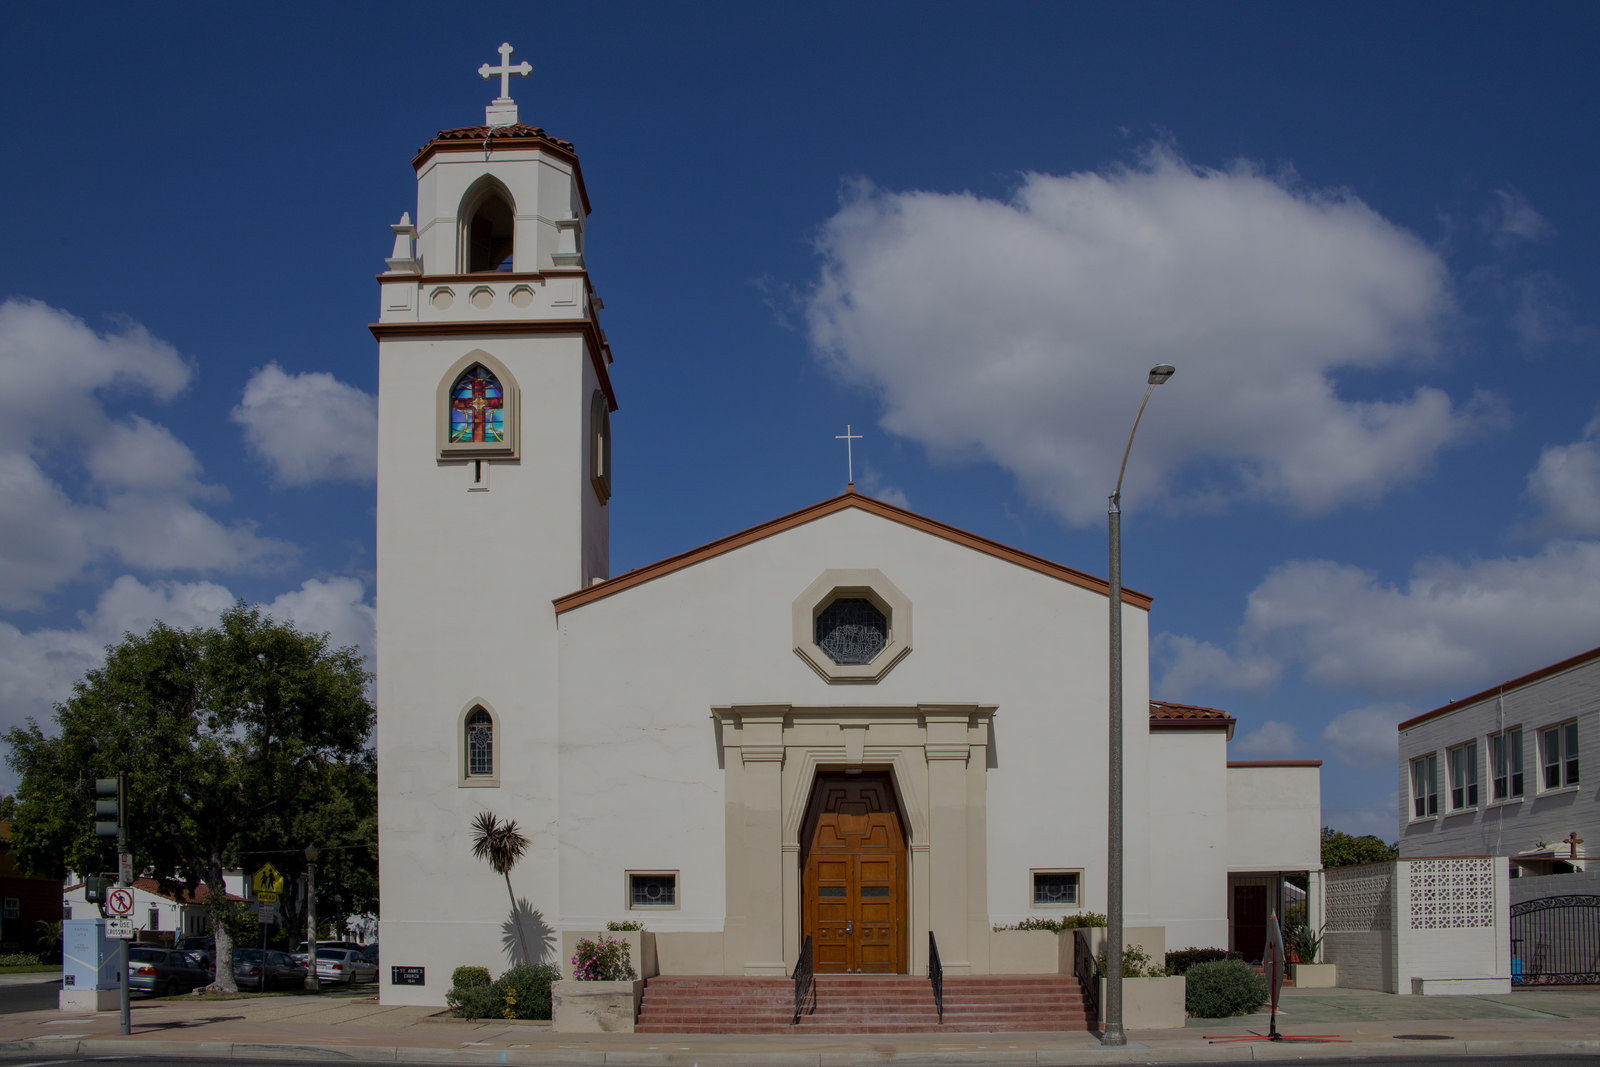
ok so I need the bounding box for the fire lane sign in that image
[106,887,135,917]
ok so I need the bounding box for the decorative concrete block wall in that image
[1323,857,1509,995]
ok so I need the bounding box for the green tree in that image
[1320,826,1399,868]
[3,604,373,992]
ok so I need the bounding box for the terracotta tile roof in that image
[1149,699,1233,721]
[423,124,575,151]
[1148,700,1236,738]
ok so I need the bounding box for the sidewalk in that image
[1,982,1598,1064]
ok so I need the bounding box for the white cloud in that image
[1243,542,1600,697]
[806,148,1492,526]
[0,300,296,606]
[1231,720,1303,758]
[1525,415,1600,537]
[1483,189,1553,248]
[0,575,374,792]
[857,463,910,509]
[1152,633,1282,696]
[232,364,377,485]
[1321,703,1412,768]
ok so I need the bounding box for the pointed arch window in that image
[437,351,519,460]
[450,365,506,444]
[590,389,612,503]
[459,701,501,787]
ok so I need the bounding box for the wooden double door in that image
[801,773,907,973]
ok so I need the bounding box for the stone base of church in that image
[552,978,646,1032]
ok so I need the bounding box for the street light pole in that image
[1103,363,1174,1047]
[304,845,321,992]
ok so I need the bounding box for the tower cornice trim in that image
[370,318,617,412]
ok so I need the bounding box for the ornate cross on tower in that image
[1565,830,1585,859]
[479,42,533,126]
[835,425,863,487]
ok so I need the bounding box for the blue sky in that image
[4,3,1599,838]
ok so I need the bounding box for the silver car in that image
[314,947,378,984]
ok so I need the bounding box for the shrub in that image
[447,963,560,1020]
[571,935,635,981]
[991,912,1108,933]
[1284,923,1324,964]
[1096,943,1163,978]
[0,952,42,966]
[1164,946,1241,976]
[605,920,645,931]
[452,965,492,989]
[1185,958,1267,1018]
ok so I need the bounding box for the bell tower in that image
[372,43,615,1005]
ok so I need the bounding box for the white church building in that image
[373,48,1322,1006]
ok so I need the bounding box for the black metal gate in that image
[1510,894,1600,985]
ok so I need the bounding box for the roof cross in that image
[835,425,863,487]
[1566,830,1585,859]
[480,42,532,102]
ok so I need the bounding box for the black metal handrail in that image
[792,935,814,1024]
[928,931,944,1023]
[1073,929,1099,1024]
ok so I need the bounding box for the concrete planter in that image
[551,978,646,1032]
[1291,961,1337,988]
[1097,974,1186,1029]
[988,929,1059,973]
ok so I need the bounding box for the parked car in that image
[175,935,215,954]
[356,943,378,967]
[232,947,307,991]
[292,940,364,964]
[314,947,378,984]
[128,946,212,997]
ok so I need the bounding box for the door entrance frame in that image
[713,703,994,978]
[800,769,908,973]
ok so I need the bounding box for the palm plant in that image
[470,811,531,964]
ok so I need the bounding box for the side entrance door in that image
[801,773,907,973]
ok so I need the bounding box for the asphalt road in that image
[3,1057,1600,1067]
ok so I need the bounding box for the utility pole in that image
[95,773,130,1036]
[304,845,320,992]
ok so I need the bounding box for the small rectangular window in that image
[1031,870,1081,908]
[149,908,160,931]
[1491,727,1524,800]
[628,871,678,909]
[1541,721,1580,790]
[1449,741,1478,810]
[1411,753,1438,818]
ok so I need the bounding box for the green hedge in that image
[447,962,561,1020]
[1164,946,1242,976]
[1184,958,1266,1018]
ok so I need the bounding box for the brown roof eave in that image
[1397,643,1600,732]
[553,490,1154,614]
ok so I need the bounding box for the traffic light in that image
[94,775,123,840]
[84,875,108,904]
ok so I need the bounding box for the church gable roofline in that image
[553,487,1154,615]
[412,125,592,216]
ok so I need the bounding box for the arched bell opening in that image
[459,178,516,273]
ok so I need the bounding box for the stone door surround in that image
[713,703,994,977]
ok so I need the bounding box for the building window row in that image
[1411,719,1580,820]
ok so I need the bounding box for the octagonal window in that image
[816,598,887,665]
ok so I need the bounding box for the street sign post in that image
[106,887,135,917]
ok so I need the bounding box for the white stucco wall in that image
[1147,730,1229,950]
[554,506,1154,943]
[1225,763,1322,873]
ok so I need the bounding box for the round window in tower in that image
[815,597,888,665]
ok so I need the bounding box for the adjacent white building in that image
[1397,644,1598,874]
[373,48,1323,1007]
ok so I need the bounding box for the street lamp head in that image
[305,844,319,863]
[1148,364,1175,385]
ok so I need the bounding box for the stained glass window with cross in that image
[450,365,506,444]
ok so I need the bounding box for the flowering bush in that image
[571,934,636,981]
